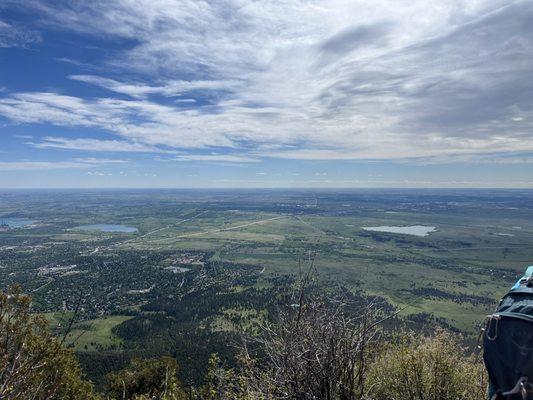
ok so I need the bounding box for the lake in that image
[362,225,436,237]
[76,224,138,233]
[165,266,191,274]
[1,218,35,228]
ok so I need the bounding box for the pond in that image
[76,224,138,233]
[362,225,436,237]
[0,218,36,228]
[165,266,191,274]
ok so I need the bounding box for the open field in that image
[65,316,133,351]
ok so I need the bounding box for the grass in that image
[63,316,133,351]
[211,307,268,334]
[162,210,528,333]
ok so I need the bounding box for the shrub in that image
[205,277,384,400]
[366,330,487,400]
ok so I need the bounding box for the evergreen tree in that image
[0,286,98,399]
[106,357,187,400]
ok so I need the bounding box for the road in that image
[115,210,208,246]
[174,215,286,239]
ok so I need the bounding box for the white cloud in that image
[0,158,127,171]
[174,154,260,163]
[400,153,533,166]
[1,0,533,162]
[71,157,128,165]
[87,171,112,176]
[31,137,170,153]
[69,75,242,99]
[0,20,41,48]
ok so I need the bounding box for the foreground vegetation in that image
[0,286,97,399]
[0,283,487,399]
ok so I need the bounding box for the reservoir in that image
[76,224,138,233]
[362,225,436,237]
[1,218,35,228]
[165,266,191,273]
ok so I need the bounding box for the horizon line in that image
[1,186,532,191]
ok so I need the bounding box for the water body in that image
[76,224,138,233]
[362,225,436,237]
[165,266,191,274]
[1,218,35,228]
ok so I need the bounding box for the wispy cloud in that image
[69,75,242,99]
[1,0,533,164]
[0,20,41,48]
[174,154,260,163]
[87,171,112,176]
[400,152,533,166]
[30,137,171,153]
[0,158,127,171]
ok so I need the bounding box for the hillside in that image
[0,282,487,399]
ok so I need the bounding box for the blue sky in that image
[0,0,533,188]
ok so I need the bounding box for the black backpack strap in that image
[491,377,532,400]
[490,390,504,400]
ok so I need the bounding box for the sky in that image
[0,0,533,188]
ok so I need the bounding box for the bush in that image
[202,276,384,400]
[201,300,488,400]
[366,330,487,400]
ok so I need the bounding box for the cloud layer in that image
[1,0,533,162]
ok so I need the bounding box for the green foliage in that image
[198,331,488,400]
[366,330,487,400]
[0,285,491,400]
[199,354,252,400]
[106,357,187,400]
[0,285,98,399]
[199,354,223,400]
